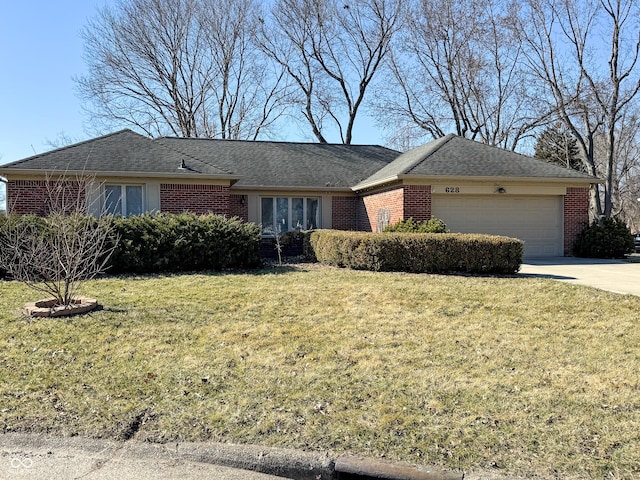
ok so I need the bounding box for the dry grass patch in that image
[1,264,639,479]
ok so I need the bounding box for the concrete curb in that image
[0,433,463,480]
[334,455,462,480]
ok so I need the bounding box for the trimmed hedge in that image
[384,217,448,233]
[309,230,523,274]
[573,217,634,259]
[106,213,261,273]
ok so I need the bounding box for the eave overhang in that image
[352,173,602,193]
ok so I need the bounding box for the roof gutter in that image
[235,185,354,193]
[352,173,601,192]
[0,167,241,182]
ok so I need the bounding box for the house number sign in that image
[444,187,461,193]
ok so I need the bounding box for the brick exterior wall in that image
[229,194,248,221]
[564,187,590,255]
[160,184,230,216]
[358,187,405,232]
[403,185,432,221]
[332,196,357,230]
[356,185,433,232]
[7,179,85,215]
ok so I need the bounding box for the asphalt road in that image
[0,435,294,480]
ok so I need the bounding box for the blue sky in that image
[0,1,119,164]
[0,1,386,166]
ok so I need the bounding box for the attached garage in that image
[431,194,564,257]
[353,134,598,256]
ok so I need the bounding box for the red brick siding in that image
[7,179,85,215]
[229,194,248,221]
[358,187,404,232]
[332,196,357,230]
[403,185,432,221]
[160,184,230,215]
[564,187,590,255]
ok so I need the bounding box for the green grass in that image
[1,264,639,479]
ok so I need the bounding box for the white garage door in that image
[432,195,563,257]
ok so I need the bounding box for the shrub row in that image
[0,213,261,277]
[106,213,261,273]
[309,230,523,274]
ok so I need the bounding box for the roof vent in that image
[179,159,187,170]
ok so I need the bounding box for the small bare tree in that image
[0,175,117,307]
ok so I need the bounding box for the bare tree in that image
[517,0,640,218]
[377,0,542,151]
[0,176,116,307]
[596,111,640,226]
[77,0,287,140]
[258,0,403,144]
[199,0,290,139]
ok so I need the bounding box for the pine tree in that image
[535,124,584,172]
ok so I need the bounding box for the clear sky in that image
[0,1,386,166]
[0,1,120,165]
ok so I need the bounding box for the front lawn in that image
[1,265,639,479]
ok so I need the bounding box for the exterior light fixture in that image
[496,187,506,194]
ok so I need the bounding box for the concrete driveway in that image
[519,256,640,296]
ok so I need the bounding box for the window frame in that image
[104,184,145,217]
[260,196,320,235]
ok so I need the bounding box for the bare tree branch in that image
[76,0,289,140]
[518,0,640,218]
[0,175,117,307]
[257,0,403,144]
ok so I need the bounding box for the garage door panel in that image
[432,195,563,257]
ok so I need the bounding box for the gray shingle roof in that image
[354,134,598,189]
[1,130,598,190]
[156,137,400,188]
[1,130,233,177]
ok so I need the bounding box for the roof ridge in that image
[157,135,392,149]
[404,134,456,175]
[3,129,141,167]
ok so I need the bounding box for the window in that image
[105,185,144,216]
[261,197,319,234]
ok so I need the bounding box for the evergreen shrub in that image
[384,217,448,233]
[107,213,261,273]
[573,217,634,259]
[309,230,522,274]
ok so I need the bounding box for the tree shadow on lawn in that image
[99,263,308,282]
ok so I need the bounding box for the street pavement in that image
[0,434,286,480]
[0,433,462,480]
[519,256,640,296]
